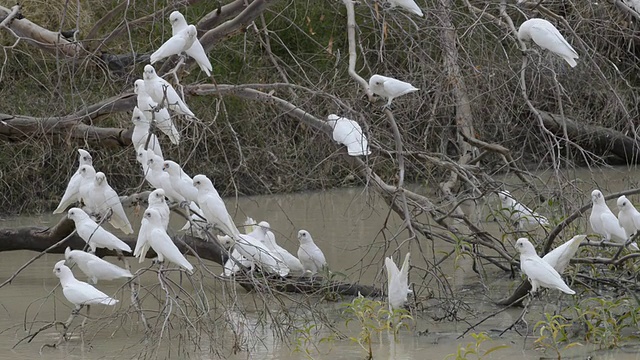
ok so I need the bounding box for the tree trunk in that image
[539,110,640,164]
[0,217,380,297]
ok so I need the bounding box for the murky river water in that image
[2,167,640,359]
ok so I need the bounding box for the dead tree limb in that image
[0,4,82,57]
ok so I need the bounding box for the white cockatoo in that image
[150,24,197,64]
[385,252,411,310]
[218,235,252,276]
[617,195,640,240]
[147,188,170,230]
[515,238,575,294]
[326,114,371,156]
[134,80,180,145]
[542,235,587,274]
[142,64,195,117]
[590,190,638,250]
[256,221,304,273]
[131,106,164,159]
[193,174,241,239]
[54,149,93,214]
[64,247,133,284]
[67,208,132,253]
[53,260,118,309]
[136,145,150,174]
[91,172,134,234]
[368,74,419,107]
[162,160,197,202]
[217,234,289,276]
[146,153,185,203]
[168,11,213,76]
[297,230,327,275]
[498,190,549,229]
[517,18,579,68]
[387,0,423,17]
[136,208,194,272]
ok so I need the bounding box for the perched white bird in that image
[91,172,134,234]
[67,208,132,253]
[53,260,118,309]
[590,190,638,250]
[542,235,587,274]
[326,114,371,156]
[54,149,93,214]
[146,153,185,203]
[169,11,213,76]
[515,238,575,294]
[617,195,640,240]
[257,221,304,273]
[162,160,197,202]
[131,106,164,158]
[385,253,411,310]
[297,230,327,275]
[136,145,149,174]
[135,80,180,144]
[517,18,579,68]
[143,64,195,117]
[150,24,197,65]
[77,164,98,211]
[193,174,241,239]
[136,208,194,272]
[217,235,252,276]
[387,0,423,17]
[498,190,549,229]
[148,189,170,230]
[218,233,289,276]
[368,74,419,107]
[64,247,133,284]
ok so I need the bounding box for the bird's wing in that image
[384,78,418,97]
[185,40,212,76]
[389,0,423,16]
[64,282,115,305]
[134,220,151,261]
[54,172,82,214]
[104,190,133,235]
[156,119,180,145]
[149,227,193,271]
[529,24,578,58]
[165,86,195,117]
[601,212,628,242]
[86,258,132,280]
[93,226,132,252]
[542,236,585,273]
[150,35,188,64]
[521,256,563,283]
[202,194,240,238]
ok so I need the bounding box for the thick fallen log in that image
[0,216,380,297]
[539,110,640,164]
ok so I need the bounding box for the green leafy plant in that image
[534,313,581,359]
[342,296,413,359]
[292,323,335,359]
[445,332,509,360]
[573,297,640,349]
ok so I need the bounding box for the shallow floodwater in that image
[1,167,640,359]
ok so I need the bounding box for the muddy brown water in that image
[1,167,640,359]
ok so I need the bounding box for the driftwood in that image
[539,110,640,164]
[0,216,380,297]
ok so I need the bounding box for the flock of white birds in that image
[501,188,640,298]
[46,4,585,314]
